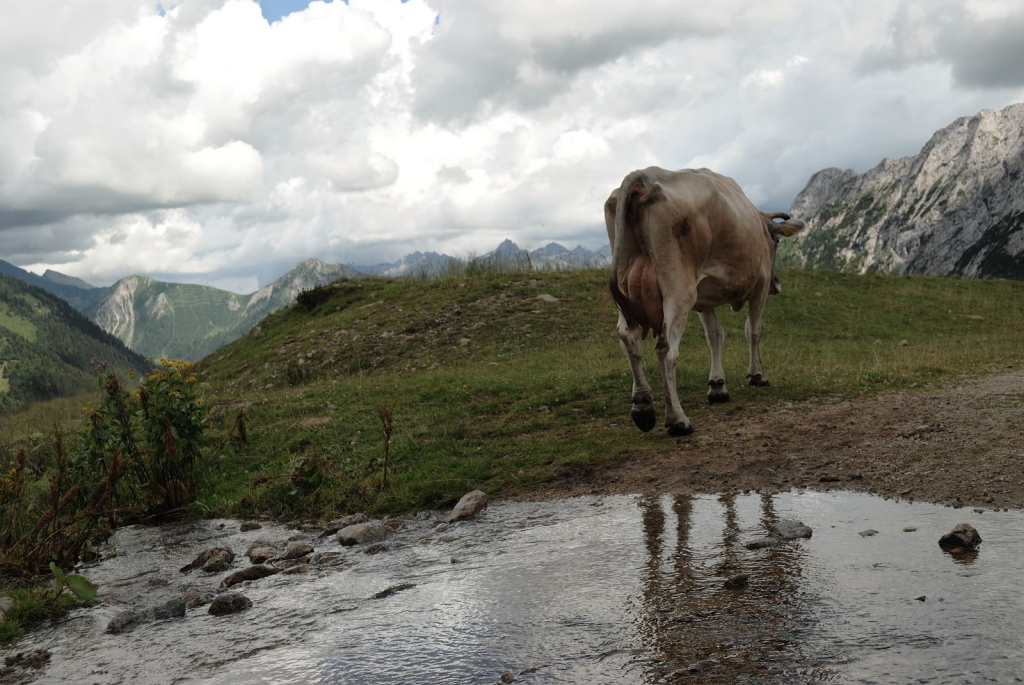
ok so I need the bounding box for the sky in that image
[2,0,1024,293]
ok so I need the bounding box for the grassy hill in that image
[5,267,1024,517]
[180,267,1024,519]
[0,274,148,413]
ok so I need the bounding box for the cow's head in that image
[763,212,805,240]
[761,212,804,295]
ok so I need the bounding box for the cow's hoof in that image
[666,421,694,437]
[707,392,731,404]
[707,379,730,403]
[746,373,771,387]
[631,405,657,432]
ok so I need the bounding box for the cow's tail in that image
[608,169,664,329]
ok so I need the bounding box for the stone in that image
[280,541,314,560]
[938,523,982,550]
[537,293,559,303]
[246,544,277,564]
[181,588,215,609]
[321,513,368,537]
[859,529,879,537]
[239,521,262,532]
[769,519,812,540]
[744,537,779,550]
[337,521,393,546]
[106,598,186,634]
[180,547,234,573]
[724,574,749,589]
[208,593,252,616]
[4,650,50,669]
[221,565,279,589]
[448,490,488,523]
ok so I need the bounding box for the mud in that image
[542,368,1024,510]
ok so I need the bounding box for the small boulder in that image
[859,529,879,538]
[724,574,749,589]
[246,544,278,564]
[745,538,779,550]
[938,523,982,551]
[106,597,186,634]
[448,490,488,523]
[3,650,50,670]
[769,520,812,540]
[180,547,235,573]
[208,592,252,616]
[321,513,368,537]
[239,521,263,532]
[221,565,279,589]
[337,521,394,547]
[181,588,215,609]
[279,541,314,560]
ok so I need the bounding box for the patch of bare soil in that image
[542,369,1024,510]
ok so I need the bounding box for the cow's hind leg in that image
[698,310,729,403]
[656,294,696,436]
[616,314,656,432]
[744,288,771,387]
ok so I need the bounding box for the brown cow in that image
[605,167,804,436]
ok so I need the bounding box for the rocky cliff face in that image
[785,102,1024,279]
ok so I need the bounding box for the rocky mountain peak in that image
[785,101,1024,279]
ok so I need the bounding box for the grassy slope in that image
[183,268,1024,519]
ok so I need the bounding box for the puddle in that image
[3,492,1023,684]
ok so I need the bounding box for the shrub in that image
[0,359,209,578]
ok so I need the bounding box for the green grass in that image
[6,268,1024,522]
[0,304,37,342]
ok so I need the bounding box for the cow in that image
[604,167,804,436]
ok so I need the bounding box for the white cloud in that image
[2,0,1024,291]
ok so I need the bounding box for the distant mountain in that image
[470,240,610,271]
[80,259,362,362]
[0,273,148,413]
[351,251,461,278]
[784,101,1024,279]
[0,259,98,309]
[2,241,608,363]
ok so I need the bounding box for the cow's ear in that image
[770,218,804,238]
[640,182,665,206]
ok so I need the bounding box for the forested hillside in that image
[0,274,148,412]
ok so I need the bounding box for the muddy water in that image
[4,492,1023,684]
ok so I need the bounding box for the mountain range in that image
[0,241,610,362]
[783,101,1024,279]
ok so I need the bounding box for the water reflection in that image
[637,493,832,683]
[3,492,1022,684]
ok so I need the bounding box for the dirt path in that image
[543,369,1024,509]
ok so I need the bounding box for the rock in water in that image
[221,565,279,589]
[769,519,813,540]
[208,593,252,616]
[448,490,488,523]
[336,521,394,546]
[724,574,749,589]
[280,541,314,560]
[321,513,369,537]
[246,544,277,564]
[180,547,235,573]
[938,523,982,550]
[106,598,186,634]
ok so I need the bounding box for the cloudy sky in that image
[2,0,1023,293]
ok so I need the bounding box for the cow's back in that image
[608,167,772,326]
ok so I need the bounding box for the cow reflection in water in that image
[636,494,834,683]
